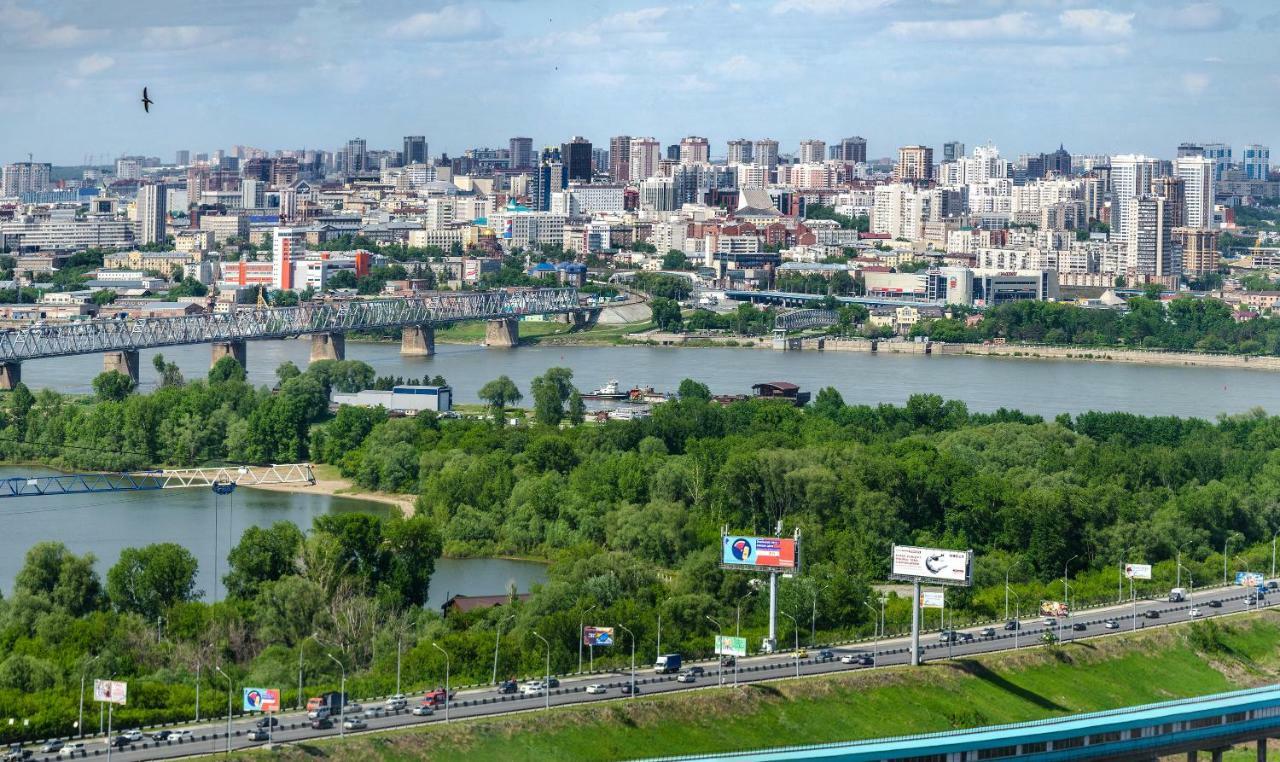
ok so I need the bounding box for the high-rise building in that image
[136,182,168,246]
[242,178,265,210]
[895,145,934,182]
[608,136,631,181]
[2,161,52,196]
[115,158,142,181]
[344,138,367,175]
[1243,145,1270,180]
[1173,156,1213,229]
[560,137,593,182]
[727,139,753,165]
[753,139,779,168]
[510,137,534,170]
[535,147,567,211]
[1127,194,1178,278]
[1110,154,1159,238]
[942,141,965,163]
[1202,143,1232,181]
[592,148,608,173]
[679,136,710,165]
[1176,228,1220,277]
[1177,143,1205,158]
[798,139,826,164]
[403,136,427,166]
[665,144,680,161]
[1044,145,1072,176]
[1151,176,1185,229]
[175,150,190,166]
[628,137,661,181]
[839,136,867,164]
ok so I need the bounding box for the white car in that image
[411,704,434,717]
[121,730,143,742]
[840,654,857,664]
[342,717,367,731]
[522,681,545,696]
[585,684,606,695]
[1189,607,1202,617]
[364,706,387,718]
[59,744,84,758]
[169,730,192,741]
[384,695,407,711]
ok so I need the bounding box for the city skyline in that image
[2,0,1278,164]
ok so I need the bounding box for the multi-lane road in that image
[21,584,1271,762]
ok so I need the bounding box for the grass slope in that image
[216,612,1280,762]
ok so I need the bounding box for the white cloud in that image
[388,5,498,41]
[1182,72,1210,95]
[1153,3,1238,32]
[75,53,114,76]
[0,0,95,48]
[1059,9,1134,39]
[140,26,228,48]
[889,12,1036,40]
[771,0,895,14]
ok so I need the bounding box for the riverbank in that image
[206,610,1280,761]
[248,463,416,515]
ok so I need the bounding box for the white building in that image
[629,137,661,181]
[332,385,452,414]
[1110,154,1159,239]
[136,183,168,246]
[872,183,928,241]
[1173,156,1214,229]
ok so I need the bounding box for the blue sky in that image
[2,0,1278,166]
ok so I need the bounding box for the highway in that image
[24,585,1271,762]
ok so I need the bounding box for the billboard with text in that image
[243,688,280,713]
[920,591,945,608]
[93,679,127,705]
[715,635,747,657]
[721,535,798,571]
[583,627,615,647]
[1039,600,1069,618]
[1237,571,1265,588]
[891,545,972,586]
[1124,563,1152,580]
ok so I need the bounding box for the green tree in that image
[92,370,136,402]
[651,297,683,331]
[530,367,575,426]
[478,375,522,423]
[152,354,184,388]
[106,543,200,619]
[224,522,305,600]
[208,355,246,384]
[567,390,586,425]
[677,378,711,401]
[13,541,102,616]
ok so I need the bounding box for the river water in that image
[17,337,1279,419]
[0,467,547,606]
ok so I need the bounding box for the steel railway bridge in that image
[0,288,584,388]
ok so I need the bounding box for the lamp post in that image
[1223,538,1232,587]
[656,597,672,662]
[211,480,236,603]
[810,583,830,647]
[297,633,317,711]
[578,604,597,675]
[617,624,636,697]
[77,654,99,740]
[325,654,346,738]
[1118,547,1131,603]
[492,614,515,685]
[531,631,551,711]
[706,615,724,687]
[862,600,880,664]
[736,590,754,637]
[431,643,450,723]
[214,665,232,755]
[1272,530,1280,581]
[1009,589,1022,650]
[781,611,800,678]
[1063,554,1079,642]
[1004,559,1024,622]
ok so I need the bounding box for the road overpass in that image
[0,288,583,388]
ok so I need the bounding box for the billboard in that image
[93,679,127,705]
[1039,600,1069,618]
[721,535,798,571]
[1236,571,1265,588]
[583,627,615,647]
[890,545,972,586]
[1124,563,1152,580]
[920,591,945,609]
[243,688,280,713]
[715,635,747,657]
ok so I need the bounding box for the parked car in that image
[247,729,270,742]
[1104,619,1120,629]
[342,717,367,731]
[818,649,835,660]
[980,627,996,637]
[1190,607,1202,618]
[1004,620,1021,631]
[411,704,434,717]
[496,680,519,695]
[586,684,606,695]
[38,741,63,754]
[310,718,333,730]
[676,670,698,683]
[1144,609,1161,619]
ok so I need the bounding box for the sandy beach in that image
[248,471,416,515]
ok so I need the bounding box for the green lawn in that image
[215,612,1280,761]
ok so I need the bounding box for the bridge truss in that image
[774,309,839,332]
[0,288,580,362]
[0,463,316,498]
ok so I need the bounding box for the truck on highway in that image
[1169,588,1187,602]
[306,691,348,719]
[654,654,682,674]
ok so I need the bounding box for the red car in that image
[422,688,456,707]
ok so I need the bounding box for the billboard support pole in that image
[767,571,778,654]
[911,580,921,666]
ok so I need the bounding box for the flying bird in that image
[141,87,153,113]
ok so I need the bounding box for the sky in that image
[1,0,1278,166]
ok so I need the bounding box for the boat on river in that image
[583,380,628,400]
[628,386,671,404]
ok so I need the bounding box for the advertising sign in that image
[1236,571,1265,588]
[93,679,128,705]
[1124,563,1152,580]
[715,635,748,657]
[920,591,945,609]
[721,535,798,571]
[890,545,972,586]
[1039,600,1069,618]
[583,627,615,647]
[243,688,280,713]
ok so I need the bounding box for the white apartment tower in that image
[1173,156,1214,230]
[727,139,753,165]
[798,140,827,164]
[753,139,780,169]
[679,136,710,165]
[628,137,661,182]
[136,183,168,246]
[1110,154,1159,239]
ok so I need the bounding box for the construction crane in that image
[0,464,315,498]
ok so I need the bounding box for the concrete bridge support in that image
[310,332,346,362]
[0,362,20,390]
[1259,739,1268,762]
[484,318,519,348]
[400,325,435,357]
[103,350,140,383]
[211,339,247,369]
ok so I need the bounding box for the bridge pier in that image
[1259,739,1268,762]
[0,362,19,390]
[103,350,140,383]
[310,332,345,362]
[483,318,519,348]
[400,325,435,357]
[1188,752,1197,762]
[211,339,247,369]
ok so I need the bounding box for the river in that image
[0,467,547,607]
[16,337,1279,419]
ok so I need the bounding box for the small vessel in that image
[628,386,671,404]
[583,379,628,400]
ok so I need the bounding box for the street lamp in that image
[431,643,450,723]
[1272,529,1280,581]
[656,597,672,662]
[617,624,636,697]
[77,654,100,740]
[736,590,754,637]
[706,615,724,687]
[578,604,597,674]
[1009,589,1022,650]
[1176,541,1191,589]
[531,631,551,711]
[1118,547,1132,603]
[862,599,881,664]
[1223,537,1232,586]
[297,633,317,711]
[1004,559,1025,622]
[214,665,232,755]
[781,611,800,678]
[1063,554,1080,642]
[325,654,346,738]
[810,583,830,646]
[492,614,515,685]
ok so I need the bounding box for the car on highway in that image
[343,717,367,731]
[818,648,835,660]
[676,670,698,683]
[411,704,434,717]
[795,649,809,659]
[496,680,519,695]
[547,677,561,688]
[687,666,706,677]
[363,706,387,719]
[586,684,606,695]
[1190,607,1202,617]
[522,681,545,696]
[57,743,84,758]
[1104,619,1120,629]
[384,695,408,711]
[1072,622,1087,631]
[1208,599,1222,608]
[980,627,996,638]
[422,689,454,706]
[38,741,63,754]
[150,730,171,741]
[720,656,736,667]
[2,746,31,762]
[121,730,143,743]
[310,717,334,730]
[1144,609,1161,619]
[247,729,270,742]
[169,730,192,742]
[1043,616,1056,626]
[106,736,131,749]
[1248,594,1259,605]
[1004,620,1021,631]
[255,717,280,729]
[841,653,874,666]
[344,702,364,715]
[620,683,641,694]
